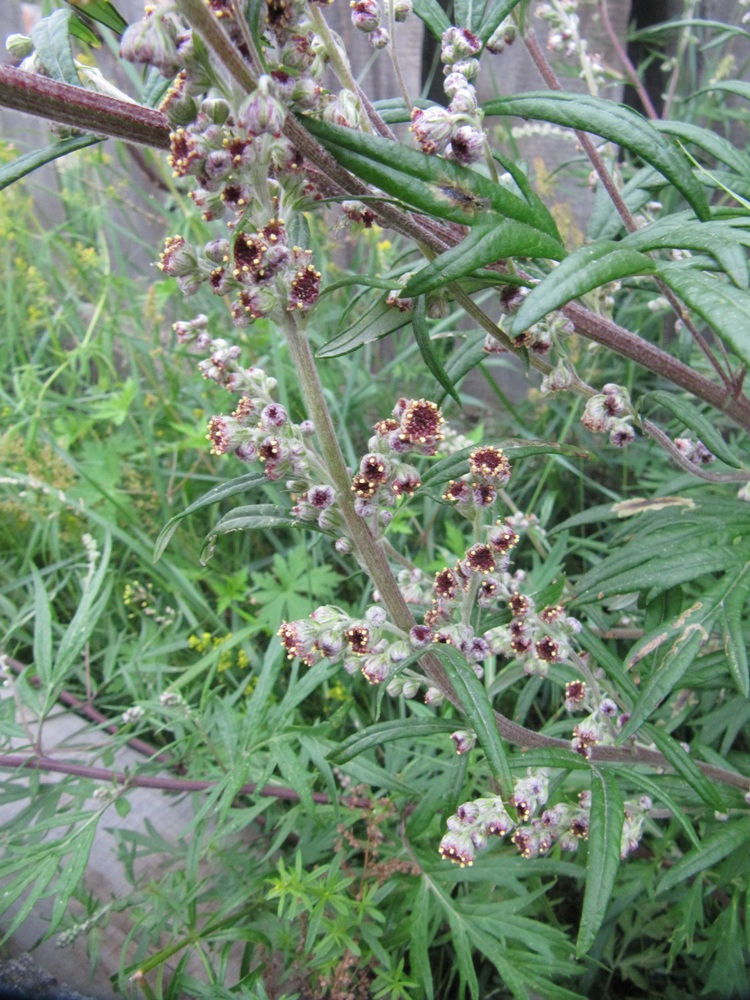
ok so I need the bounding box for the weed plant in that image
[2,2,750,998]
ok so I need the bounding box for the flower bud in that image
[6,34,33,60]
[238,77,286,136]
[369,27,390,49]
[394,0,412,19]
[351,0,381,33]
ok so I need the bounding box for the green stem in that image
[281,310,454,694]
[307,4,375,133]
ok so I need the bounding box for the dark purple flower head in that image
[442,478,471,504]
[410,624,434,647]
[307,485,335,510]
[469,446,511,484]
[287,264,321,311]
[260,403,287,429]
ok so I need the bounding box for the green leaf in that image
[656,120,750,178]
[656,262,750,369]
[624,771,700,849]
[623,214,750,288]
[201,504,299,563]
[66,0,128,34]
[412,297,460,404]
[0,135,101,192]
[657,818,750,895]
[475,0,524,43]
[509,242,656,336]
[483,92,710,221]
[576,768,623,956]
[154,471,268,561]
[67,16,100,46]
[642,390,743,468]
[31,569,53,687]
[586,166,662,241]
[432,644,513,797]
[412,0,451,38]
[404,220,565,299]
[55,532,113,678]
[296,113,565,237]
[329,717,458,765]
[48,821,98,933]
[619,627,706,739]
[317,297,411,358]
[690,80,750,104]
[32,9,81,86]
[644,725,726,813]
[719,586,750,697]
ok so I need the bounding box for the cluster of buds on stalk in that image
[484,596,582,679]
[159,220,321,320]
[175,313,327,478]
[581,383,636,448]
[673,437,715,466]
[350,0,412,49]
[440,776,651,867]
[562,681,630,757]
[278,603,412,683]
[536,0,607,91]
[410,27,486,165]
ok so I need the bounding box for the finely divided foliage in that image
[2,0,750,997]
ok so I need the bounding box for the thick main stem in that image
[282,311,455,694]
[0,65,171,148]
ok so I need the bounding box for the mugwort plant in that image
[3,0,750,995]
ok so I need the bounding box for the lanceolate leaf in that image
[475,0,524,43]
[412,296,460,403]
[412,0,451,38]
[576,768,623,956]
[328,718,458,765]
[201,504,299,563]
[642,391,743,468]
[32,9,81,86]
[657,818,750,895]
[317,297,411,358]
[404,220,565,298]
[644,725,726,812]
[0,138,101,192]
[154,471,268,561]
[656,262,750,369]
[720,577,750,695]
[66,0,129,34]
[619,563,750,739]
[433,644,513,797]
[509,243,656,336]
[656,120,750,178]
[623,214,750,288]
[296,113,565,239]
[483,92,710,221]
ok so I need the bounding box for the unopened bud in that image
[6,33,33,59]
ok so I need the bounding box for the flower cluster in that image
[673,437,715,466]
[409,27,486,165]
[581,383,636,448]
[347,398,446,523]
[158,155,321,319]
[440,776,652,867]
[536,0,607,90]
[278,603,410,682]
[562,681,630,757]
[350,0,412,49]
[484,596,582,679]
